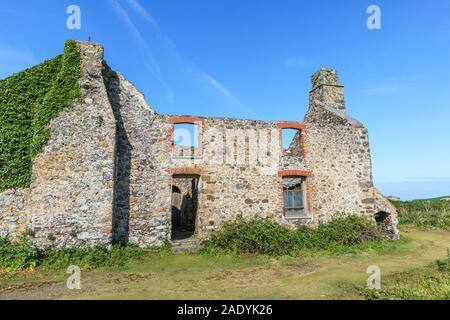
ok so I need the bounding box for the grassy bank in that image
[393,197,450,229]
[1,205,449,299]
[0,216,389,273]
[0,227,448,300]
[343,250,450,300]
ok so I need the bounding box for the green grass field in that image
[0,226,448,300]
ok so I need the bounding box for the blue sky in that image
[1,0,449,200]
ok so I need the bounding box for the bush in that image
[39,244,144,270]
[393,199,450,228]
[0,236,145,273]
[0,236,39,272]
[202,215,387,256]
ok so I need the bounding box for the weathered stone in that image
[0,45,400,248]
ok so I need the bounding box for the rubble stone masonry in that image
[0,44,399,248]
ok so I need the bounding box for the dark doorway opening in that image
[375,211,390,224]
[171,175,199,240]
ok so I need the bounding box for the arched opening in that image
[375,210,399,239]
[171,175,199,240]
[375,211,390,224]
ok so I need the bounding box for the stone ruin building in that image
[0,42,400,249]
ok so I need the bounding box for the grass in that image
[0,227,448,300]
[341,250,450,300]
[1,203,449,299]
[0,236,148,273]
[393,197,450,229]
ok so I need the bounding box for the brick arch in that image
[276,122,307,130]
[168,116,205,124]
[166,167,205,176]
[278,169,312,177]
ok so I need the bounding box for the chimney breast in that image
[309,69,345,113]
[311,69,341,89]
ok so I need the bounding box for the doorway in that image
[171,175,199,240]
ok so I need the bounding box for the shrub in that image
[0,236,145,273]
[203,215,387,256]
[39,244,144,270]
[0,236,39,272]
[393,199,450,228]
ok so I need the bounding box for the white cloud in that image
[110,0,250,112]
[109,0,172,99]
[125,0,175,48]
[200,72,235,101]
[125,0,159,30]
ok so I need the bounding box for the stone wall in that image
[304,69,375,222]
[304,69,399,239]
[0,43,399,248]
[103,67,172,247]
[166,117,311,238]
[0,42,116,248]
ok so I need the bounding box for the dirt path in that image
[1,227,449,300]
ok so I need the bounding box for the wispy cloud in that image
[108,0,173,102]
[109,0,246,110]
[199,72,240,104]
[125,0,159,30]
[125,0,175,48]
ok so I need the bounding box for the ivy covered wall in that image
[0,40,81,191]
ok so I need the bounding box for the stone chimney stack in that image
[309,69,345,113]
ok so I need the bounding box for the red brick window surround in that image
[168,116,205,156]
[277,170,312,177]
[166,167,205,176]
[276,122,307,157]
[278,170,313,217]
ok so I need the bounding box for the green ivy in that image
[0,40,82,191]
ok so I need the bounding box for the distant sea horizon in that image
[375,179,450,201]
